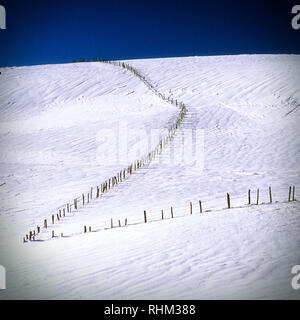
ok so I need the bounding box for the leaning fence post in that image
[288,186,292,202]
[144,210,147,223]
[227,193,231,209]
[269,186,272,203]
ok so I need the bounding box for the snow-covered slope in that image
[0,55,299,299]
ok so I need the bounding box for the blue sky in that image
[0,0,299,67]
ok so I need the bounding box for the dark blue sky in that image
[0,0,299,67]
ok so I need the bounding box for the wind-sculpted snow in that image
[0,55,299,299]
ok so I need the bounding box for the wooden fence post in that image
[111,218,113,229]
[74,199,77,210]
[199,200,202,213]
[37,226,40,233]
[190,202,192,215]
[125,218,127,226]
[44,219,47,229]
[82,193,85,205]
[288,186,292,202]
[144,210,147,223]
[52,231,54,238]
[118,220,121,227]
[89,226,91,232]
[52,215,55,224]
[161,210,164,220]
[171,207,174,218]
[84,226,87,233]
[292,186,295,201]
[256,189,259,205]
[227,193,231,209]
[269,186,272,203]
[248,189,251,205]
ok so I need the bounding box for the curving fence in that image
[24,60,187,242]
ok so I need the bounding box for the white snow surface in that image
[0,55,300,299]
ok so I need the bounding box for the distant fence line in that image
[25,185,297,242]
[24,60,187,242]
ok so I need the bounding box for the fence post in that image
[190,202,192,215]
[227,193,231,209]
[89,226,91,232]
[256,189,259,205]
[144,210,147,223]
[52,231,55,238]
[269,186,272,203]
[288,186,292,202]
[44,219,47,229]
[248,189,251,205]
[292,186,295,201]
[82,193,85,205]
[52,215,54,224]
[111,218,113,229]
[199,200,202,213]
[161,210,164,220]
[84,226,87,233]
[171,207,174,218]
[125,218,127,226]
